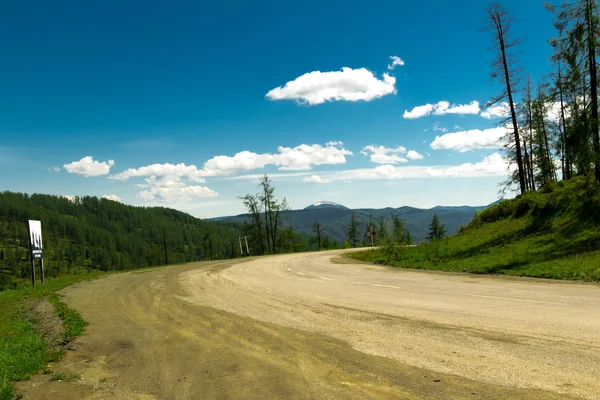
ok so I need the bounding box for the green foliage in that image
[346,211,360,248]
[380,214,412,261]
[0,272,106,400]
[341,241,352,249]
[426,214,447,241]
[49,372,80,382]
[240,176,303,255]
[0,191,241,287]
[352,177,600,281]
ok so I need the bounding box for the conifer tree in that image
[427,214,447,242]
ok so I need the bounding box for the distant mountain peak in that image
[304,201,349,210]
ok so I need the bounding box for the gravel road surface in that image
[16,250,600,399]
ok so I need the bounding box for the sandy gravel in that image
[15,250,600,399]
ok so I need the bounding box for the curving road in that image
[17,250,600,399]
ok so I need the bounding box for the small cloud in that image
[47,166,61,174]
[404,100,480,119]
[64,156,115,177]
[102,194,121,202]
[265,67,396,105]
[361,145,408,164]
[302,174,331,184]
[406,150,424,160]
[433,123,448,133]
[138,186,218,203]
[62,195,76,203]
[387,55,405,70]
[430,127,508,152]
[481,102,509,119]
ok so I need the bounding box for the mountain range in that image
[213,201,493,244]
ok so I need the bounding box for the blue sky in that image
[0,0,557,217]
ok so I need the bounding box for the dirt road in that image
[17,250,600,399]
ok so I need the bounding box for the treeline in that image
[487,1,600,193]
[311,211,447,251]
[0,191,242,289]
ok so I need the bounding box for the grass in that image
[0,271,106,400]
[47,294,88,343]
[351,177,600,281]
[49,372,80,382]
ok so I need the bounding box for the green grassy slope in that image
[0,272,107,400]
[352,177,600,281]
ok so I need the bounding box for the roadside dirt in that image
[15,256,587,399]
[25,297,65,350]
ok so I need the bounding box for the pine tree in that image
[347,211,360,248]
[547,0,600,181]
[427,214,447,242]
[377,216,388,244]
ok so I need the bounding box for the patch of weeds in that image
[49,372,80,382]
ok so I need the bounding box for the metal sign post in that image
[27,220,44,286]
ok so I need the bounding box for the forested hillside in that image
[219,204,485,245]
[0,192,243,289]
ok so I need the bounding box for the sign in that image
[28,220,43,260]
[366,226,376,237]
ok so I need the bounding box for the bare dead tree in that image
[484,4,527,194]
[312,221,324,250]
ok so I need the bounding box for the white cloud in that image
[138,186,217,203]
[430,127,508,152]
[302,175,331,184]
[109,142,350,203]
[387,55,405,70]
[403,100,480,119]
[406,150,424,160]
[425,153,510,177]
[110,163,206,182]
[361,145,408,164]
[265,67,396,105]
[63,156,115,177]
[434,101,480,116]
[61,195,76,203]
[110,162,215,203]
[47,166,61,174]
[403,104,435,119]
[433,123,448,133]
[203,142,353,175]
[481,102,510,119]
[102,194,121,202]
[229,153,513,183]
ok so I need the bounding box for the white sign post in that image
[27,220,44,286]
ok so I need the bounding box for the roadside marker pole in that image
[31,259,36,287]
[238,237,243,256]
[40,259,45,284]
[244,236,250,255]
